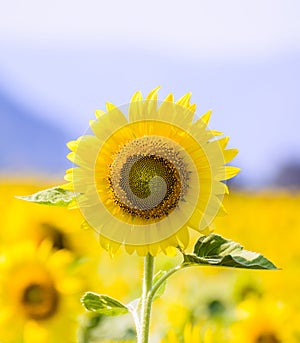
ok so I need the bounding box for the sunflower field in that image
[0,181,299,343]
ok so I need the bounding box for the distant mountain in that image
[273,162,300,188]
[1,87,70,176]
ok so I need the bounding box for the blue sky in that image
[1,0,300,186]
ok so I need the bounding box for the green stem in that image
[139,253,155,343]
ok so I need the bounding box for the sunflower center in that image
[109,136,189,221]
[129,156,169,199]
[41,222,69,250]
[21,282,59,320]
[256,333,281,343]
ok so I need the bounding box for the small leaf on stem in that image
[81,292,129,316]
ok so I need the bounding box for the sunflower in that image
[63,87,239,256]
[0,241,83,343]
[230,298,295,343]
[0,183,100,258]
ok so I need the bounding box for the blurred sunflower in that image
[63,87,239,256]
[0,183,100,258]
[0,241,83,343]
[230,298,296,343]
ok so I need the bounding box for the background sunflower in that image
[0,240,83,343]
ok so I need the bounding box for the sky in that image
[1,0,300,187]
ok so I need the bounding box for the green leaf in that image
[152,270,167,300]
[16,187,76,207]
[81,292,129,316]
[183,234,278,270]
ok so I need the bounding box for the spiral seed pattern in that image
[108,136,190,221]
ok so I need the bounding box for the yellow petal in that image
[106,102,117,112]
[63,170,73,181]
[224,166,240,180]
[125,244,135,255]
[210,129,223,136]
[108,241,121,257]
[164,93,174,103]
[164,246,177,256]
[217,202,228,216]
[131,90,143,103]
[129,91,143,122]
[200,109,212,125]
[188,103,197,113]
[59,182,74,191]
[81,220,92,230]
[66,139,79,152]
[149,243,159,256]
[143,87,160,118]
[67,151,75,163]
[136,245,150,256]
[68,198,78,209]
[146,86,160,101]
[224,148,239,163]
[217,136,230,150]
[95,109,105,118]
[176,92,192,108]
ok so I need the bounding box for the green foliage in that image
[16,187,76,207]
[81,292,129,316]
[183,234,278,270]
